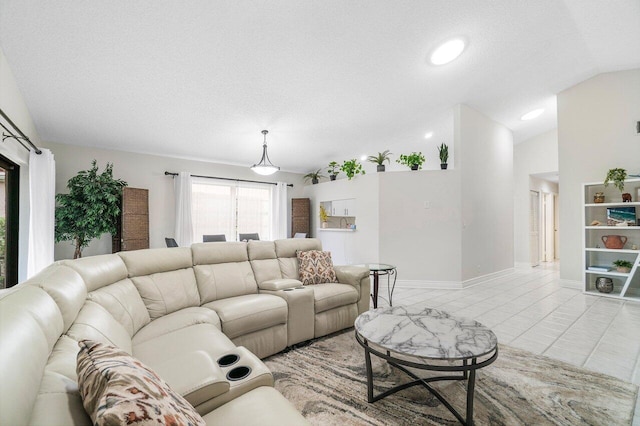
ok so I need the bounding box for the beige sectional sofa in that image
[0,238,370,425]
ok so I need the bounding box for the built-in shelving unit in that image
[583,179,640,301]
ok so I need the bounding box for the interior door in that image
[529,190,540,267]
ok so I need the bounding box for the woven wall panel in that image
[291,198,310,237]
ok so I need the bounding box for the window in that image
[0,154,19,288]
[191,179,273,242]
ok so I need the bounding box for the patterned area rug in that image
[264,329,637,425]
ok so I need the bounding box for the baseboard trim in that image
[559,279,582,289]
[461,268,516,288]
[394,268,516,290]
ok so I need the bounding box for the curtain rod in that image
[0,108,42,154]
[164,171,293,187]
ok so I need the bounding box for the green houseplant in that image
[613,259,633,273]
[438,143,449,170]
[304,169,325,185]
[397,152,426,170]
[327,161,340,181]
[341,159,365,180]
[319,205,329,228]
[55,160,127,259]
[367,150,392,172]
[604,168,627,192]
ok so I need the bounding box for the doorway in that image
[529,172,560,267]
[0,154,20,288]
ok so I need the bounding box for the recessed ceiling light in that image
[520,108,544,121]
[429,38,466,65]
[360,155,367,161]
[424,132,433,139]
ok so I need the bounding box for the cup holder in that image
[226,366,252,381]
[217,354,240,367]
[284,288,295,291]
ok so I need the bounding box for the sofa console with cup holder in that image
[0,238,370,425]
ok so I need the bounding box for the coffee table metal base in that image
[356,331,498,426]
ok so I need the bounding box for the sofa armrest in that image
[258,278,302,291]
[152,350,230,407]
[334,265,370,314]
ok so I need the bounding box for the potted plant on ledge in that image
[327,161,340,181]
[438,143,449,170]
[397,152,425,171]
[319,205,329,228]
[604,168,630,201]
[613,259,633,273]
[367,150,392,172]
[304,169,325,185]
[341,159,365,180]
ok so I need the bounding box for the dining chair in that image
[165,238,179,248]
[238,233,260,241]
[203,234,226,242]
[293,233,307,238]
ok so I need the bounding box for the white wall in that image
[456,105,514,281]
[49,142,305,260]
[558,68,640,282]
[513,130,559,265]
[378,170,461,283]
[0,47,44,280]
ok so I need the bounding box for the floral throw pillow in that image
[297,250,339,285]
[76,339,205,426]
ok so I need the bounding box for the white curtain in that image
[271,182,288,239]
[174,172,193,247]
[27,149,55,278]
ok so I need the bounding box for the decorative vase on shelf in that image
[321,222,328,229]
[616,267,631,273]
[622,193,632,202]
[595,277,614,293]
[594,192,605,203]
[601,235,627,249]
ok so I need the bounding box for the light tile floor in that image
[377,263,640,424]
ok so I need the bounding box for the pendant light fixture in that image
[250,130,280,175]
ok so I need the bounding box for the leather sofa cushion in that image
[194,262,258,303]
[132,268,200,320]
[133,323,236,368]
[278,257,299,280]
[247,240,277,260]
[151,351,230,408]
[62,254,128,292]
[251,258,282,284]
[119,247,193,277]
[132,307,222,345]
[192,242,248,265]
[274,238,321,258]
[259,278,302,291]
[201,386,310,425]
[89,279,150,336]
[0,286,63,426]
[204,294,287,339]
[310,283,359,313]
[76,340,205,426]
[30,371,90,426]
[67,301,133,354]
[22,263,87,332]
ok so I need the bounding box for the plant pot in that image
[440,163,448,170]
[321,222,328,229]
[377,165,385,172]
[616,267,631,273]
[330,175,337,181]
[312,178,318,184]
[410,165,419,171]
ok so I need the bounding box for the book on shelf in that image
[587,265,612,272]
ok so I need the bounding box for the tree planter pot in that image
[410,165,419,171]
[441,163,448,170]
[377,165,385,172]
[330,175,337,181]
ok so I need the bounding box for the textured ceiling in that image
[1,1,639,173]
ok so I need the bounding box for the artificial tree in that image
[55,160,127,258]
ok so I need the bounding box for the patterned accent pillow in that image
[296,250,339,285]
[76,340,205,426]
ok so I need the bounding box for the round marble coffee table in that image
[355,306,498,426]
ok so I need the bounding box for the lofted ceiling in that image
[0,1,639,173]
